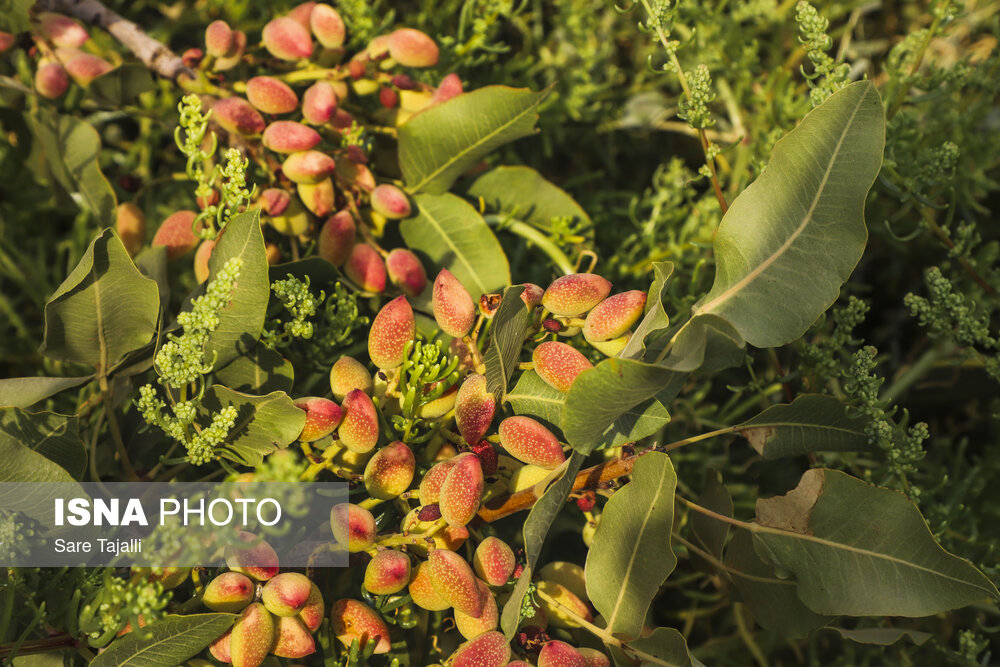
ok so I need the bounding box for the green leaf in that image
[201,210,270,370]
[736,394,870,458]
[0,0,32,32]
[401,193,510,296]
[723,531,832,638]
[605,398,670,448]
[41,229,159,373]
[88,64,154,107]
[214,344,295,395]
[484,285,531,402]
[658,314,744,374]
[90,614,236,667]
[561,359,677,454]
[501,451,586,637]
[466,166,592,235]
[0,375,92,408]
[0,408,87,479]
[752,468,1000,616]
[622,261,674,361]
[693,81,885,347]
[134,246,170,314]
[201,386,305,467]
[507,370,566,435]
[609,628,695,667]
[0,428,78,483]
[825,626,932,646]
[586,452,677,638]
[11,652,71,666]
[691,470,732,562]
[27,109,116,222]
[399,86,549,194]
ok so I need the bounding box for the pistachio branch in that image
[477,451,640,522]
[36,0,194,82]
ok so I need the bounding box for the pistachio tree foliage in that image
[1,0,999,666]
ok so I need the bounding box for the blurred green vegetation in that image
[1,0,998,663]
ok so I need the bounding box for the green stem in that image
[880,344,947,405]
[483,215,575,275]
[661,426,739,453]
[733,602,770,667]
[534,588,683,666]
[99,376,139,481]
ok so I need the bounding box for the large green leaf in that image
[752,468,999,616]
[0,430,77,483]
[398,86,549,194]
[622,262,674,361]
[500,451,585,637]
[466,166,592,235]
[200,210,270,369]
[0,409,87,479]
[825,626,932,646]
[201,386,305,467]
[692,81,885,347]
[736,394,870,458]
[484,285,530,402]
[605,399,671,448]
[561,359,677,454]
[0,0,32,32]
[723,530,832,638]
[401,193,510,296]
[586,452,677,638]
[0,375,92,408]
[27,109,116,222]
[609,628,696,667]
[214,344,294,395]
[90,614,236,667]
[41,229,159,373]
[657,314,744,374]
[507,370,566,436]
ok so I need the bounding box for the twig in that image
[37,0,194,82]
[479,427,740,522]
[478,451,640,522]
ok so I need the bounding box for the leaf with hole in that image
[736,394,871,458]
[752,468,1000,616]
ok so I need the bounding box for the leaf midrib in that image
[409,94,542,192]
[752,521,997,594]
[697,87,870,316]
[416,200,487,296]
[98,615,230,666]
[739,420,864,436]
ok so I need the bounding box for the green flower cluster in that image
[138,258,243,465]
[77,569,167,644]
[843,346,928,493]
[174,95,255,236]
[264,274,324,345]
[905,266,1000,380]
[678,64,716,130]
[795,1,850,106]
